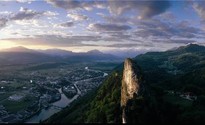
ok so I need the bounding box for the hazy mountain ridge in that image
[38,49,74,57]
[0,46,37,53]
[0,47,57,65]
[0,46,122,65]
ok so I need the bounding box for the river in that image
[25,87,80,123]
[25,68,106,123]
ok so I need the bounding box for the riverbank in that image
[25,87,80,123]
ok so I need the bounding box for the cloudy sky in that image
[0,0,205,55]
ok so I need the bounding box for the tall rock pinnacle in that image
[121,58,143,123]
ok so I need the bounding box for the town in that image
[0,63,108,123]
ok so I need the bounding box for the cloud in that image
[140,0,171,19]
[88,23,131,32]
[46,0,107,11]
[7,0,171,22]
[152,39,196,44]
[0,7,58,21]
[102,15,129,24]
[108,0,171,19]
[16,0,35,4]
[134,19,204,39]
[94,1,107,9]
[192,1,205,21]
[158,11,176,20]
[0,18,8,29]
[105,43,152,48]
[55,21,74,28]
[67,13,88,21]
[46,0,91,11]
[0,11,12,16]
[109,32,131,39]
[43,11,59,17]
[14,19,47,28]
[9,7,58,21]
[3,35,102,47]
[10,7,42,20]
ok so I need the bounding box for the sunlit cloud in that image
[67,13,88,21]
[0,40,17,49]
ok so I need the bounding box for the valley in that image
[0,61,118,123]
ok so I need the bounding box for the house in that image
[180,92,197,101]
[8,94,24,101]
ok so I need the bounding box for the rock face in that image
[121,58,143,123]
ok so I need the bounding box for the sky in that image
[0,0,205,56]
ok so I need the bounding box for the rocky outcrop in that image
[121,58,143,123]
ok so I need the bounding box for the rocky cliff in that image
[121,58,143,123]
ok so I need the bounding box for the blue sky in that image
[0,0,205,55]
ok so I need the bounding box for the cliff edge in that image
[121,58,143,123]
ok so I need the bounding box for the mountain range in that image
[46,43,205,124]
[0,46,122,65]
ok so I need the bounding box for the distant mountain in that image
[72,52,121,62]
[46,44,205,124]
[67,53,121,62]
[0,49,58,66]
[87,49,103,55]
[1,46,37,53]
[38,49,74,57]
[37,48,121,61]
[0,47,122,65]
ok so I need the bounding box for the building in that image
[8,94,24,101]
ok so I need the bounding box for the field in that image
[2,97,37,113]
